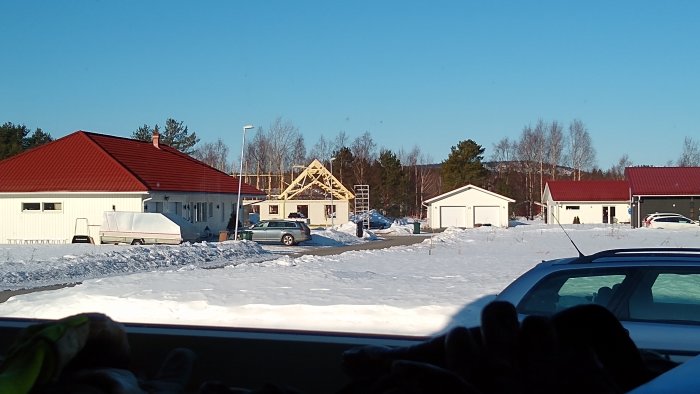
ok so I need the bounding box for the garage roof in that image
[425,184,515,204]
[626,167,700,196]
[0,131,265,195]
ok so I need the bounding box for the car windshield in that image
[2,2,700,341]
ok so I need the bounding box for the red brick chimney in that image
[152,130,160,149]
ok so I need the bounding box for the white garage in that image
[425,184,515,229]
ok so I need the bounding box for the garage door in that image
[440,206,467,227]
[474,206,499,227]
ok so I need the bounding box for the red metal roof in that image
[625,167,700,196]
[546,180,629,202]
[0,131,265,195]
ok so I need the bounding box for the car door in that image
[266,221,284,242]
[620,268,700,361]
[250,222,268,241]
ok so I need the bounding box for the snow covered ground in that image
[1,219,700,337]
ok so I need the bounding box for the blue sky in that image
[2,1,698,169]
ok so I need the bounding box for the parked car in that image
[246,219,311,246]
[287,212,311,224]
[643,212,686,227]
[648,215,698,229]
[495,248,700,361]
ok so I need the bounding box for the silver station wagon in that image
[245,219,312,246]
[496,248,700,362]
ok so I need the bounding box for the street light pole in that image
[329,157,336,227]
[234,124,255,239]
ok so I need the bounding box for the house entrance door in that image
[602,206,616,224]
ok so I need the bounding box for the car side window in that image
[518,271,627,315]
[629,272,700,323]
[557,275,626,309]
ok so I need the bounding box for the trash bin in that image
[241,230,253,241]
[356,221,363,238]
[413,222,421,234]
[218,230,229,242]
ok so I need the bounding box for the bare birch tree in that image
[334,131,349,153]
[609,154,633,179]
[491,137,517,193]
[516,125,538,219]
[245,130,271,189]
[241,117,304,192]
[193,138,231,173]
[417,152,438,218]
[351,131,377,184]
[532,119,547,204]
[677,137,700,166]
[309,135,333,163]
[567,119,596,180]
[546,120,564,179]
[398,145,421,217]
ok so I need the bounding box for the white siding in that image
[548,202,631,225]
[0,193,144,243]
[0,192,243,244]
[256,199,351,227]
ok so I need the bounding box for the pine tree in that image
[0,122,30,160]
[131,119,199,155]
[440,139,488,191]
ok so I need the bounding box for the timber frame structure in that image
[254,159,355,226]
[279,159,354,201]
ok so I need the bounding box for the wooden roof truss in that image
[278,159,354,201]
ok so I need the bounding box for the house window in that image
[209,202,214,218]
[325,204,336,218]
[193,202,209,222]
[43,202,62,211]
[565,206,580,210]
[22,202,41,211]
[269,205,279,215]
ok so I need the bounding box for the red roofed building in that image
[0,131,265,244]
[543,180,631,225]
[626,167,700,227]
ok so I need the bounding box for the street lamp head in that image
[243,125,254,131]
[329,157,336,162]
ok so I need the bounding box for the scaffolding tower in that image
[353,184,370,228]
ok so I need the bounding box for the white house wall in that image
[547,201,631,225]
[428,188,512,228]
[143,192,245,235]
[257,200,351,227]
[0,193,144,244]
[0,192,247,244]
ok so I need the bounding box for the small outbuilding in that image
[425,184,515,229]
[542,180,631,225]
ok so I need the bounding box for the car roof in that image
[645,213,684,218]
[538,248,700,268]
[650,215,692,221]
